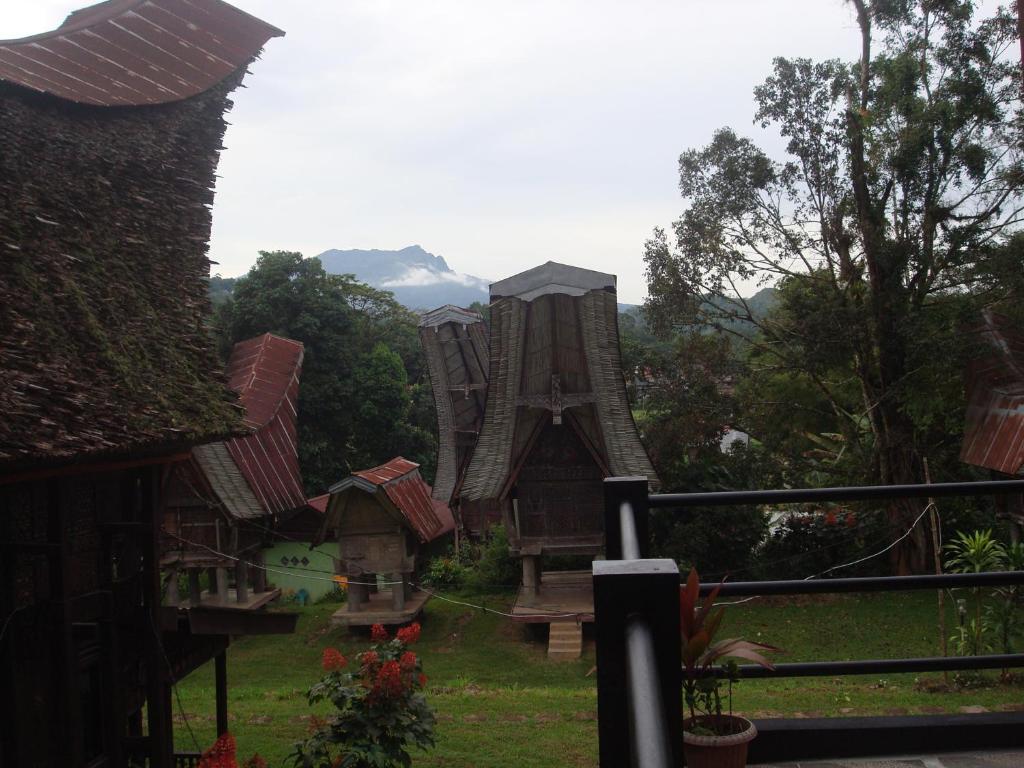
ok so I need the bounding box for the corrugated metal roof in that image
[338,457,455,543]
[961,311,1024,475]
[224,334,307,515]
[307,493,329,514]
[192,442,264,519]
[0,0,283,106]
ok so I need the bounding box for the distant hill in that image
[316,245,489,310]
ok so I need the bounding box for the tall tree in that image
[644,1,1023,572]
[217,251,436,493]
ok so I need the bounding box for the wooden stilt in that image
[215,651,228,736]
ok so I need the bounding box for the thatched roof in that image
[0,1,282,471]
[460,263,657,502]
[419,306,488,504]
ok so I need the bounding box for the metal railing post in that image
[603,476,650,560]
[595,476,679,768]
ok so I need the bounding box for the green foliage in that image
[422,527,519,593]
[464,526,519,592]
[643,0,1024,572]
[944,530,1023,673]
[213,251,437,492]
[679,569,777,732]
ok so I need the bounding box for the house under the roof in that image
[162,334,306,611]
[321,457,455,626]
[419,304,489,517]
[960,310,1024,537]
[0,2,283,765]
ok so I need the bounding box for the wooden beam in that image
[144,466,172,768]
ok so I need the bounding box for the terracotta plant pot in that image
[682,715,757,768]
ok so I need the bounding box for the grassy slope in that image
[173,591,1023,767]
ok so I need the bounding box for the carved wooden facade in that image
[422,263,658,578]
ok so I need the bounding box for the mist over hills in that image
[316,245,490,310]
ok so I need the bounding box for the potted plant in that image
[680,569,778,768]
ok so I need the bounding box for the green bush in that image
[464,525,518,592]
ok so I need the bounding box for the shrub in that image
[464,525,518,592]
[289,623,435,768]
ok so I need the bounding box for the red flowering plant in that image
[289,623,435,768]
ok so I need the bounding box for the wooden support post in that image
[253,552,267,593]
[235,559,249,604]
[142,467,172,768]
[188,569,202,605]
[215,567,229,602]
[522,555,539,595]
[366,572,378,594]
[165,568,180,606]
[207,567,218,598]
[348,575,365,613]
[215,651,228,736]
[404,575,413,601]
[392,574,406,611]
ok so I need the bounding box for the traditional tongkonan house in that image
[960,310,1024,541]
[0,1,282,765]
[161,333,307,608]
[460,263,657,572]
[319,458,455,627]
[418,305,490,532]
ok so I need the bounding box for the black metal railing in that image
[593,476,1024,767]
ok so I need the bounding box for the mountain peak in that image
[316,246,487,311]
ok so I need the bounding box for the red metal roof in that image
[353,457,456,543]
[0,0,283,106]
[961,311,1024,475]
[307,493,329,514]
[224,334,307,515]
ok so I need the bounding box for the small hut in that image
[321,458,455,626]
[162,333,307,609]
[960,310,1024,539]
[418,305,490,527]
[0,1,283,764]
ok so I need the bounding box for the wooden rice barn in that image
[0,1,282,765]
[422,263,657,655]
[418,305,490,530]
[161,333,307,610]
[320,458,455,627]
[960,310,1024,540]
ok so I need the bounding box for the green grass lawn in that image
[173,590,1024,767]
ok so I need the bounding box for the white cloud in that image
[381,265,490,289]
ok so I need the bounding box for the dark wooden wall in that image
[0,464,172,767]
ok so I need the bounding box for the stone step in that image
[547,621,583,660]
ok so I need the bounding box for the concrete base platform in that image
[512,570,594,623]
[175,588,280,611]
[330,588,429,627]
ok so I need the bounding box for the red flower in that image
[360,650,380,667]
[322,647,348,672]
[824,511,838,526]
[399,651,417,671]
[418,673,428,687]
[845,512,857,528]
[373,660,405,698]
[397,622,421,645]
[243,755,268,768]
[371,623,389,642]
[198,733,237,768]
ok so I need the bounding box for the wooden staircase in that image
[547,620,583,660]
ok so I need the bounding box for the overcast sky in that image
[5,1,880,303]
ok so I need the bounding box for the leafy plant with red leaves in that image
[680,569,778,735]
[289,623,434,767]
